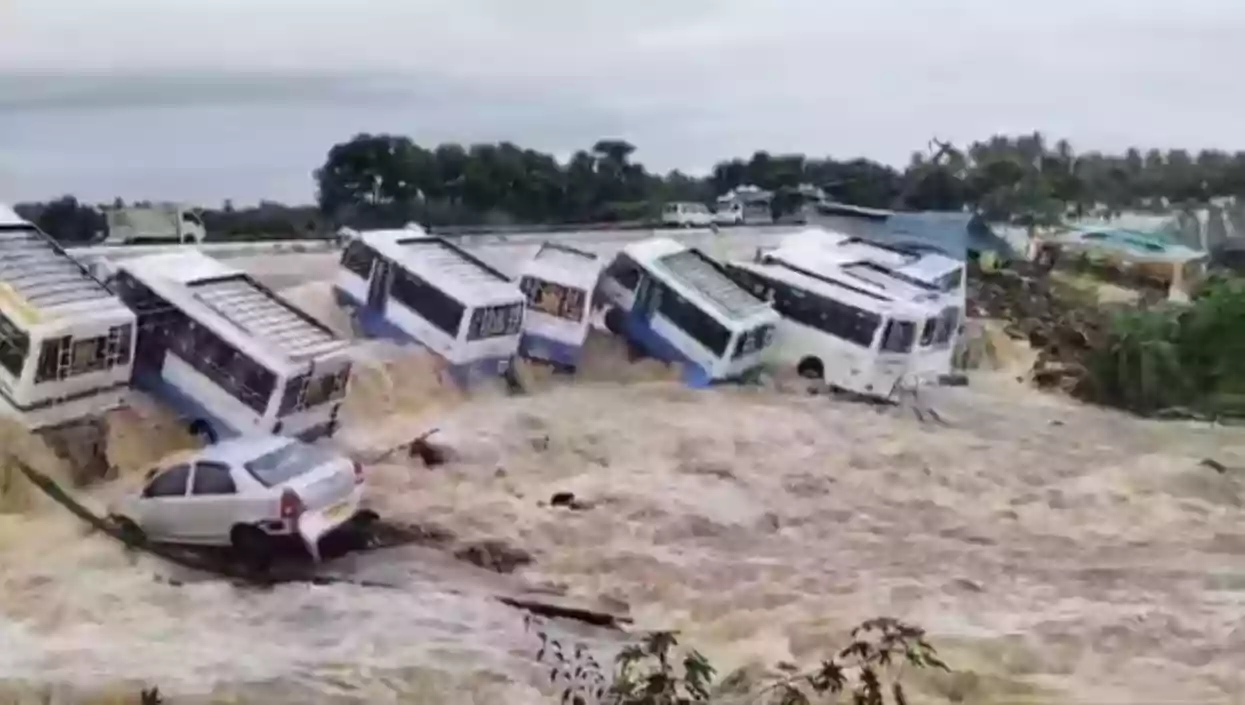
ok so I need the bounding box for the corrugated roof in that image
[808,206,1017,260]
[0,224,116,311]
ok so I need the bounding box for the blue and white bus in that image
[596,238,779,387]
[516,242,605,371]
[0,205,137,437]
[333,227,524,385]
[112,251,354,444]
[776,228,965,385]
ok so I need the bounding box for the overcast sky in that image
[1,0,1243,202]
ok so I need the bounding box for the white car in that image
[109,435,374,565]
[660,202,714,228]
[713,203,744,225]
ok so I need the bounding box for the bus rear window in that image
[520,277,587,322]
[466,303,523,341]
[278,365,351,416]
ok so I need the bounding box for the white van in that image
[660,202,714,228]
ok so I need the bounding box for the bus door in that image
[367,258,391,312]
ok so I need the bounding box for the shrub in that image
[1086,274,1245,418]
[528,616,949,705]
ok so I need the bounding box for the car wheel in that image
[230,525,273,571]
[348,509,380,550]
[108,514,147,547]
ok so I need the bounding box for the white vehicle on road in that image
[109,435,373,565]
[660,202,714,228]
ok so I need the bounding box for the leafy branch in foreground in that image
[526,615,949,705]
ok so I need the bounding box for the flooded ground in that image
[0,278,1242,704]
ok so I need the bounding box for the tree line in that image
[15,131,1245,243]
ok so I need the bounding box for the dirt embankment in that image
[963,262,1114,397]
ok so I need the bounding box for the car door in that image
[184,461,241,544]
[137,463,192,541]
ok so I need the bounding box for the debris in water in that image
[454,539,535,574]
[1200,458,1229,475]
[549,491,593,511]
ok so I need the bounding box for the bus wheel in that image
[797,357,824,380]
[603,308,627,336]
[188,420,218,445]
[230,525,273,572]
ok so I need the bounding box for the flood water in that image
[0,278,1242,704]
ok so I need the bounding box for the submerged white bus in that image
[333,227,524,385]
[597,238,779,387]
[111,251,353,444]
[776,228,966,384]
[0,206,137,445]
[516,242,606,371]
[725,247,936,399]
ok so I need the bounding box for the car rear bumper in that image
[296,492,364,561]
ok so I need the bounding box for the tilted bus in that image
[516,242,606,371]
[725,247,937,399]
[0,205,137,465]
[111,251,353,443]
[775,228,966,385]
[333,227,524,386]
[596,238,779,387]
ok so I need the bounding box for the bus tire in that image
[230,525,273,571]
[188,419,218,445]
[603,308,627,336]
[797,357,824,380]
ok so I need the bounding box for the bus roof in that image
[734,254,932,318]
[121,251,349,368]
[358,230,520,305]
[776,228,963,297]
[0,214,130,323]
[622,238,773,322]
[522,242,605,289]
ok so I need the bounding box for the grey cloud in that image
[1,0,1244,203]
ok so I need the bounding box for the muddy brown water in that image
[0,282,1241,703]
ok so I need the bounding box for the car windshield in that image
[243,440,337,487]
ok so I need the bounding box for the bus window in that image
[604,256,642,291]
[389,267,466,335]
[340,241,378,280]
[919,317,938,347]
[0,310,29,377]
[934,308,958,345]
[881,319,917,353]
[520,277,587,322]
[654,283,731,356]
